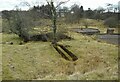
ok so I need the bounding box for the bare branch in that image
[46,0,70,9]
[46,0,50,5]
[56,0,70,8]
[19,2,31,7]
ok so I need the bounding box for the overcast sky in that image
[0,0,119,11]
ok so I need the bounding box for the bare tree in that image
[46,0,70,44]
[106,3,113,12]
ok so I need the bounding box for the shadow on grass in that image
[53,43,78,61]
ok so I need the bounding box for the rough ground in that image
[0,33,2,81]
[0,17,2,81]
[2,32,118,80]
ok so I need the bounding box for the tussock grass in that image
[0,17,2,81]
[0,33,2,81]
[2,31,118,80]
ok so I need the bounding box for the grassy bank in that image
[0,17,2,81]
[2,31,118,80]
[0,33,2,81]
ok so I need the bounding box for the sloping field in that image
[0,17,2,81]
[0,33,2,81]
[2,32,118,80]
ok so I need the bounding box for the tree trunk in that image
[51,2,57,44]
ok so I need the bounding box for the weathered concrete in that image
[97,34,120,45]
[72,28,100,35]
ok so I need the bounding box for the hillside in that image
[0,16,2,81]
[2,31,118,80]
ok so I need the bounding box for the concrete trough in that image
[72,28,100,35]
[97,34,120,45]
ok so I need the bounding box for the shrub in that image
[104,17,118,28]
[2,11,36,42]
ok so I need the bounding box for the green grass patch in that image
[2,31,118,80]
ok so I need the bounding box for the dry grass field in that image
[1,17,119,80]
[2,31,118,80]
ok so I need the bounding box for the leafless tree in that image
[46,0,70,44]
